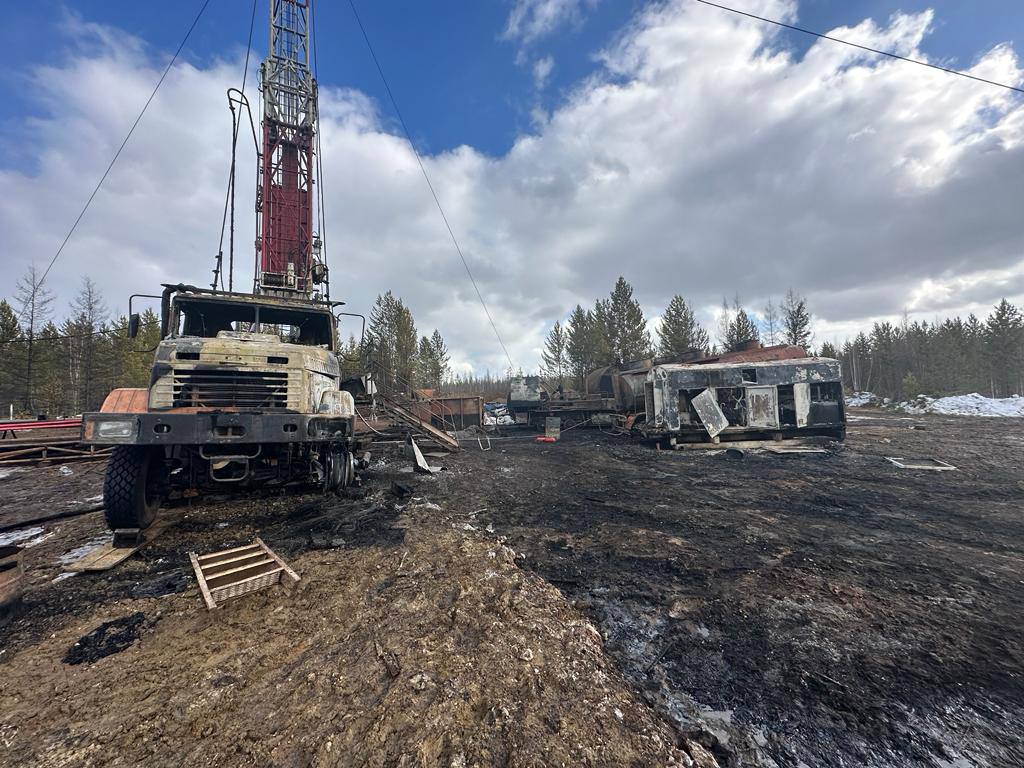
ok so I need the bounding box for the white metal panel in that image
[692,389,729,438]
[746,386,779,428]
[794,382,811,428]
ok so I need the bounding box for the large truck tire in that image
[103,446,164,531]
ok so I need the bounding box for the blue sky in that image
[2,1,1021,161]
[1,1,1022,372]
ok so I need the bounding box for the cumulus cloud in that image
[2,1,1024,374]
[503,0,600,46]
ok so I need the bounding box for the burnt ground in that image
[0,409,1022,767]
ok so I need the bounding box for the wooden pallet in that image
[189,538,299,610]
[66,514,180,572]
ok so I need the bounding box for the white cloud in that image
[533,55,555,89]
[503,0,599,45]
[2,1,1024,375]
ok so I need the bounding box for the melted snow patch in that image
[0,526,45,547]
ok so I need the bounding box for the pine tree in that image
[606,277,651,364]
[365,291,418,393]
[565,304,592,388]
[657,295,709,359]
[984,299,1024,397]
[591,299,614,367]
[782,288,812,350]
[819,341,838,360]
[726,308,760,351]
[541,321,568,386]
[430,330,450,387]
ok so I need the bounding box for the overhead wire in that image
[345,0,517,372]
[694,0,1024,95]
[37,0,214,292]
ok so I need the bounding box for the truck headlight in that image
[97,419,137,439]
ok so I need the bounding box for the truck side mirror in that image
[128,313,141,339]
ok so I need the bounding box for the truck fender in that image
[100,388,149,414]
[318,390,355,417]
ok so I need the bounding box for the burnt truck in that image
[81,284,360,531]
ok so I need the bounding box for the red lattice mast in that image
[256,0,321,296]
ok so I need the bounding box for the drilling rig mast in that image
[256,0,325,297]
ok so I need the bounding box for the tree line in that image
[0,269,161,418]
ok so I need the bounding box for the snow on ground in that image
[0,526,45,547]
[898,393,1024,417]
[846,391,1023,417]
[845,392,879,407]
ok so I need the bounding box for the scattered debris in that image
[765,446,828,454]
[724,447,745,460]
[63,612,149,665]
[190,538,300,610]
[0,545,25,610]
[57,465,73,476]
[885,457,957,471]
[390,480,415,498]
[407,436,443,474]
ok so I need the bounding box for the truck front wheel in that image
[103,446,165,530]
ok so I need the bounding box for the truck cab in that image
[82,284,359,531]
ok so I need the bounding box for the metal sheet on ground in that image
[691,389,729,439]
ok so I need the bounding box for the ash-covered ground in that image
[0,409,1022,767]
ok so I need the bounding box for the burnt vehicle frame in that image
[81,284,364,531]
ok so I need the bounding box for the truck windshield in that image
[173,299,334,348]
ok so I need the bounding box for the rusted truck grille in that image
[172,369,289,409]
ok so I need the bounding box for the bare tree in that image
[15,265,54,413]
[762,296,780,345]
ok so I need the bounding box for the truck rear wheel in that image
[103,446,164,531]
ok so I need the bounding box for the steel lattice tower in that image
[256,0,320,296]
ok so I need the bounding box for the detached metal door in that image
[692,389,729,438]
[746,386,779,428]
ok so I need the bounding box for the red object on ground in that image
[535,436,557,443]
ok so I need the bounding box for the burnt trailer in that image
[643,357,846,444]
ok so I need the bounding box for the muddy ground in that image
[0,409,1022,767]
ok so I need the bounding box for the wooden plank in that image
[256,537,301,583]
[190,552,217,610]
[200,550,267,575]
[196,543,262,564]
[66,514,179,572]
[203,558,277,590]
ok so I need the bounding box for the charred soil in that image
[0,410,1021,767]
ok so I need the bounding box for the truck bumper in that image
[81,411,354,446]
